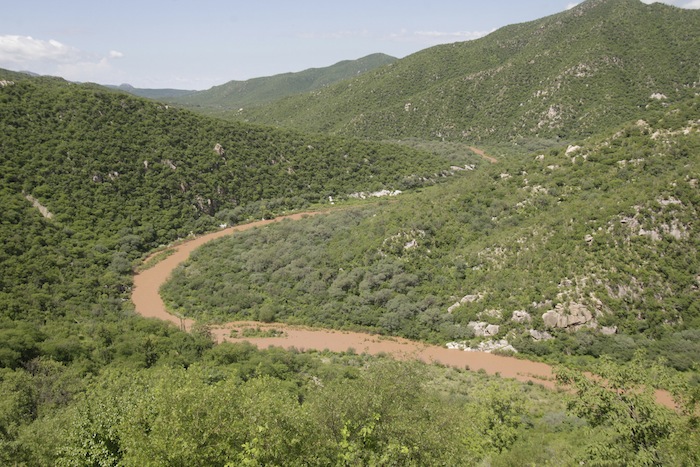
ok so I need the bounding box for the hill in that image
[227,0,700,144]
[0,70,447,252]
[1,3,700,463]
[162,96,700,370]
[107,83,197,99]
[163,53,397,115]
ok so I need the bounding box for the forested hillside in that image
[1,0,699,463]
[164,53,397,115]
[0,71,446,251]
[163,97,700,369]
[227,0,700,144]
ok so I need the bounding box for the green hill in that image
[0,68,447,368]
[1,2,700,463]
[164,53,397,116]
[228,0,699,144]
[108,83,197,99]
[0,71,446,252]
[163,96,700,370]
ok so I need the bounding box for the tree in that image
[555,351,691,466]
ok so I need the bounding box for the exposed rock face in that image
[446,339,517,353]
[542,302,595,329]
[460,293,483,304]
[529,329,553,341]
[349,190,402,199]
[565,145,581,155]
[511,310,532,323]
[468,321,500,337]
[600,326,618,335]
[24,194,54,219]
[447,293,484,313]
[213,143,225,156]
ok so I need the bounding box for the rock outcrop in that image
[529,329,553,341]
[446,339,517,353]
[511,310,532,323]
[468,321,500,337]
[542,302,596,329]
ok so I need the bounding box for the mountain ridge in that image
[224,0,699,144]
[160,53,397,113]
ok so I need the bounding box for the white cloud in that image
[566,3,580,9]
[0,35,85,65]
[0,35,125,83]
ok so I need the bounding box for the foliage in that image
[7,348,578,466]
[0,70,447,255]
[163,98,700,368]
[556,351,698,466]
[0,3,698,464]
[162,53,397,114]
[221,0,700,145]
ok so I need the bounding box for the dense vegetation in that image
[163,97,700,370]
[163,53,397,116]
[0,71,447,254]
[1,0,699,463]
[0,346,583,465]
[221,0,700,144]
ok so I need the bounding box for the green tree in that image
[555,351,687,466]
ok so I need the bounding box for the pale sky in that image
[0,0,697,90]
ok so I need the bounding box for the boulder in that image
[542,302,595,329]
[446,339,517,353]
[511,310,532,323]
[460,294,482,304]
[529,329,553,341]
[468,321,500,337]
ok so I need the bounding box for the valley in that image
[132,209,557,388]
[1,0,699,464]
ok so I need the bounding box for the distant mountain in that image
[229,0,700,144]
[109,83,197,99]
[165,53,397,114]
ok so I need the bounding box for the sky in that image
[1,0,698,90]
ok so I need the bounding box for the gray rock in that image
[529,329,553,341]
[460,294,482,304]
[468,321,500,337]
[542,302,595,329]
[511,310,532,323]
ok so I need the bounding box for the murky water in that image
[132,211,675,407]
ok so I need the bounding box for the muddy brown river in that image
[131,211,675,407]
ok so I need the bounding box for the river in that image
[130,210,677,407]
